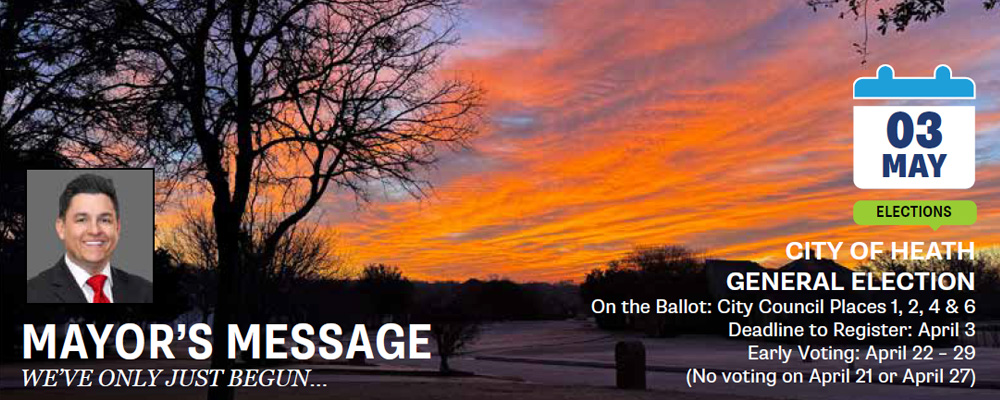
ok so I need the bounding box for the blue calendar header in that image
[853,65,975,99]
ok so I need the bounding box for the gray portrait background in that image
[26,169,154,281]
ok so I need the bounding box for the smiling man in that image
[26,174,153,303]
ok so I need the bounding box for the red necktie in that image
[86,275,110,303]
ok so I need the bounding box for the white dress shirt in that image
[64,255,115,303]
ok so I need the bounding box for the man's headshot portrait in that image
[26,170,154,303]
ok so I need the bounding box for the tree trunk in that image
[207,212,241,400]
[439,355,450,375]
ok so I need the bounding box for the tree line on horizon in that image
[152,245,582,373]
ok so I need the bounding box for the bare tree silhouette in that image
[0,0,146,166]
[36,1,485,397]
[358,264,414,322]
[164,206,349,324]
[430,317,478,374]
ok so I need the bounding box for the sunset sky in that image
[163,0,1000,282]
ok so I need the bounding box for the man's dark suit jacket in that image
[26,258,153,303]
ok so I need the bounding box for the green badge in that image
[853,200,977,231]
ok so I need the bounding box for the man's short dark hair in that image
[58,174,120,219]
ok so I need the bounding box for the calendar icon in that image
[853,65,975,189]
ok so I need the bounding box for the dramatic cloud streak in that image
[287,1,1000,281]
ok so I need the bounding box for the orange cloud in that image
[320,1,1000,282]
[161,1,1000,282]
